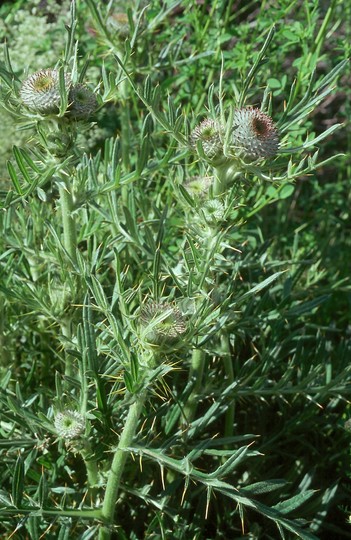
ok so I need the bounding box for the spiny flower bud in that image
[68,84,98,119]
[20,69,71,115]
[185,175,214,199]
[54,410,85,440]
[232,108,279,159]
[107,12,130,38]
[46,132,74,157]
[190,119,224,164]
[203,199,225,223]
[140,301,187,346]
[48,279,73,316]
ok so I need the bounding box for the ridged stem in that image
[58,182,77,265]
[99,392,146,540]
[182,348,206,425]
[81,441,99,490]
[58,182,78,381]
[213,162,240,196]
[221,333,235,437]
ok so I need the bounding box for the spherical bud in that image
[107,12,130,38]
[68,84,98,119]
[140,301,187,346]
[232,108,279,159]
[48,279,73,315]
[20,69,71,115]
[190,119,224,164]
[203,199,225,224]
[185,176,214,199]
[54,410,85,440]
[46,132,74,157]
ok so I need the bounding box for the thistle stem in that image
[58,182,79,380]
[81,442,99,489]
[182,348,206,424]
[58,182,77,265]
[213,165,227,196]
[213,162,240,196]
[221,333,235,437]
[99,393,146,540]
[61,318,75,381]
[0,295,10,372]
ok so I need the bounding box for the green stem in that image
[58,183,78,380]
[61,318,75,381]
[213,162,240,196]
[58,182,77,265]
[182,348,206,425]
[81,441,99,489]
[0,295,10,372]
[221,333,235,437]
[99,393,146,540]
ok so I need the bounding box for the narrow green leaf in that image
[237,271,285,301]
[13,146,31,184]
[12,455,24,507]
[241,480,287,495]
[272,490,317,515]
[7,161,22,194]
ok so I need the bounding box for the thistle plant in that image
[0,1,350,539]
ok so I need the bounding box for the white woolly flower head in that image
[232,107,279,159]
[20,69,71,114]
[54,410,85,440]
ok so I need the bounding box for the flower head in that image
[20,69,71,114]
[54,410,85,440]
[140,301,187,346]
[232,108,279,159]
[68,84,98,119]
[203,199,225,223]
[190,119,224,164]
[107,12,130,38]
[185,175,214,199]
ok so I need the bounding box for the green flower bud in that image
[48,279,73,316]
[46,132,74,157]
[185,175,214,199]
[140,301,187,346]
[190,119,225,164]
[54,410,85,440]
[20,69,71,115]
[68,84,98,119]
[232,108,279,159]
[202,199,225,224]
[107,12,130,39]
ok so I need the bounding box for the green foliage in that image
[0,0,350,539]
